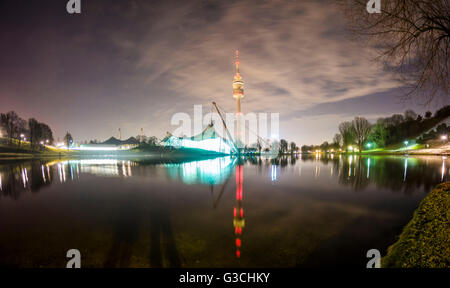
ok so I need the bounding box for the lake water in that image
[0,154,448,267]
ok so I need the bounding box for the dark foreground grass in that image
[382,182,450,268]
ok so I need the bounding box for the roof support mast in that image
[212,102,237,154]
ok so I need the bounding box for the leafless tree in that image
[64,132,73,149]
[333,133,343,147]
[338,0,450,103]
[339,121,356,150]
[290,141,297,153]
[353,116,372,152]
[0,111,26,144]
[404,109,418,121]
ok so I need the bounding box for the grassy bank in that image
[382,182,450,268]
[361,142,449,156]
[0,141,74,160]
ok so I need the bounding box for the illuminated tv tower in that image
[233,50,244,148]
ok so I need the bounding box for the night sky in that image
[0,0,446,144]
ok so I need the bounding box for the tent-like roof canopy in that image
[162,123,236,154]
[190,123,220,141]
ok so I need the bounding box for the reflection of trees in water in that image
[0,160,53,199]
[367,157,444,194]
[337,156,443,194]
[336,155,445,193]
[308,154,444,193]
[245,156,259,165]
[280,157,288,168]
[290,155,297,166]
[245,154,446,194]
[338,156,370,191]
[0,165,26,200]
[1,155,446,199]
[243,155,299,168]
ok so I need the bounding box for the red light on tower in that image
[236,238,241,247]
[233,164,245,259]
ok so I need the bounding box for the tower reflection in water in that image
[166,157,245,258]
[233,164,244,258]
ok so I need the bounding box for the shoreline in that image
[381,182,450,268]
[284,151,449,157]
[0,148,229,162]
[1,151,449,160]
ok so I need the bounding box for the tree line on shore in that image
[3,105,449,154]
[0,111,54,150]
[300,105,450,153]
[0,110,162,150]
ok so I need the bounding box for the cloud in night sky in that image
[0,0,445,144]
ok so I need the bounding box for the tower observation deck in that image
[233,50,244,113]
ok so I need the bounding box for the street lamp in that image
[441,134,448,141]
[403,140,409,154]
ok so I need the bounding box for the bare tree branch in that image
[337,0,450,104]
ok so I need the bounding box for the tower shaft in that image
[233,50,244,148]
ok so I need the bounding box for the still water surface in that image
[0,155,448,267]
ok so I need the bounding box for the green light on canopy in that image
[162,124,235,154]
